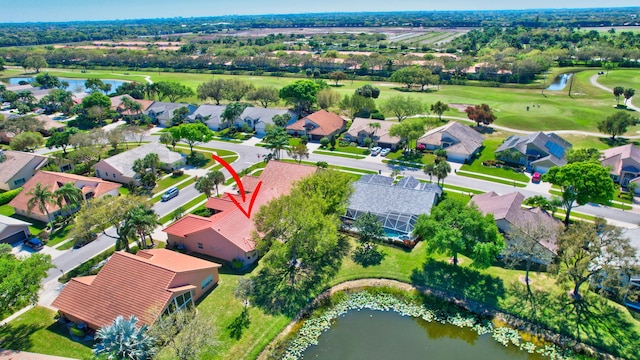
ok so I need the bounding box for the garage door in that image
[1,230,28,244]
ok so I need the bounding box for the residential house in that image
[286,110,346,141]
[236,107,297,137]
[0,214,31,244]
[0,150,49,191]
[9,171,121,223]
[343,118,401,149]
[471,191,561,262]
[145,102,196,127]
[93,143,186,184]
[601,144,640,192]
[188,104,227,130]
[163,161,317,266]
[417,121,484,163]
[343,175,442,238]
[495,132,572,174]
[52,249,221,330]
[110,94,154,117]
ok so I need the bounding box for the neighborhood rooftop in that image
[99,143,185,179]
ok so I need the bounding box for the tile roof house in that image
[601,144,640,193]
[93,143,186,184]
[343,118,401,150]
[145,102,196,127]
[471,191,561,262]
[52,249,221,330]
[343,175,442,239]
[188,104,227,131]
[163,161,317,265]
[286,109,346,141]
[495,132,572,174]
[236,107,297,137]
[417,122,484,163]
[9,171,121,223]
[0,149,49,191]
[0,214,31,244]
[110,95,154,116]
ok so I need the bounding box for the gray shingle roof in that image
[0,150,48,186]
[496,132,572,167]
[239,107,293,125]
[417,122,484,156]
[100,143,185,178]
[346,118,401,145]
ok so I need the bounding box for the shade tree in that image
[414,197,504,268]
[279,79,320,115]
[389,117,430,151]
[597,111,635,140]
[623,88,635,105]
[381,95,425,122]
[156,81,194,102]
[613,86,625,104]
[543,162,615,226]
[247,86,279,108]
[340,94,375,120]
[0,251,52,312]
[430,101,450,121]
[465,103,496,127]
[169,123,213,156]
[316,87,341,110]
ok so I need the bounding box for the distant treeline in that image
[0,8,639,47]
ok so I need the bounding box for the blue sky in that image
[2,0,639,23]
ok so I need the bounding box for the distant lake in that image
[303,309,542,360]
[545,73,573,91]
[6,77,126,95]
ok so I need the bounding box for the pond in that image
[545,73,573,91]
[6,77,126,95]
[303,309,542,360]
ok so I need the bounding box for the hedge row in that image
[0,187,23,205]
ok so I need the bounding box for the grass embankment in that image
[5,67,638,133]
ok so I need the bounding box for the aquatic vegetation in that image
[282,290,573,360]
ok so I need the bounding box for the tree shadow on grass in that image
[410,258,505,308]
[503,282,640,359]
[0,323,38,351]
[351,243,386,267]
[227,308,251,340]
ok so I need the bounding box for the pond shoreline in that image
[257,279,613,360]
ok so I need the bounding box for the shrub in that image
[300,135,309,145]
[171,169,184,177]
[370,111,385,120]
[192,208,213,217]
[70,326,85,338]
[231,258,244,269]
[320,137,330,147]
[362,138,373,148]
[0,187,23,205]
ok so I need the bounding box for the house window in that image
[105,172,109,177]
[197,242,203,249]
[164,291,194,316]
[113,173,116,178]
[13,178,26,187]
[201,274,213,290]
[95,170,101,177]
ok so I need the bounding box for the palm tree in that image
[423,163,435,183]
[54,182,83,213]
[263,126,289,160]
[195,174,215,198]
[123,204,158,250]
[433,161,452,188]
[209,170,225,196]
[368,122,381,141]
[143,153,160,177]
[26,183,56,232]
[94,315,155,360]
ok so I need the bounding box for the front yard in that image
[459,137,530,182]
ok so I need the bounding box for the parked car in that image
[73,232,98,249]
[24,238,44,251]
[531,172,541,183]
[370,147,382,156]
[380,148,391,157]
[161,187,179,202]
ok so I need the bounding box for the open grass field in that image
[4,67,639,134]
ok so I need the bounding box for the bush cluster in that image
[0,187,23,205]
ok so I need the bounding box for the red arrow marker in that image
[211,154,262,219]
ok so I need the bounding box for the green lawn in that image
[457,171,528,188]
[0,205,46,236]
[158,193,207,225]
[155,173,189,193]
[460,137,530,182]
[0,306,93,359]
[593,69,640,108]
[7,67,637,133]
[385,150,437,165]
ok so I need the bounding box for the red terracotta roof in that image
[163,161,317,253]
[286,110,345,137]
[52,249,220,329]
[9,171,121,218]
